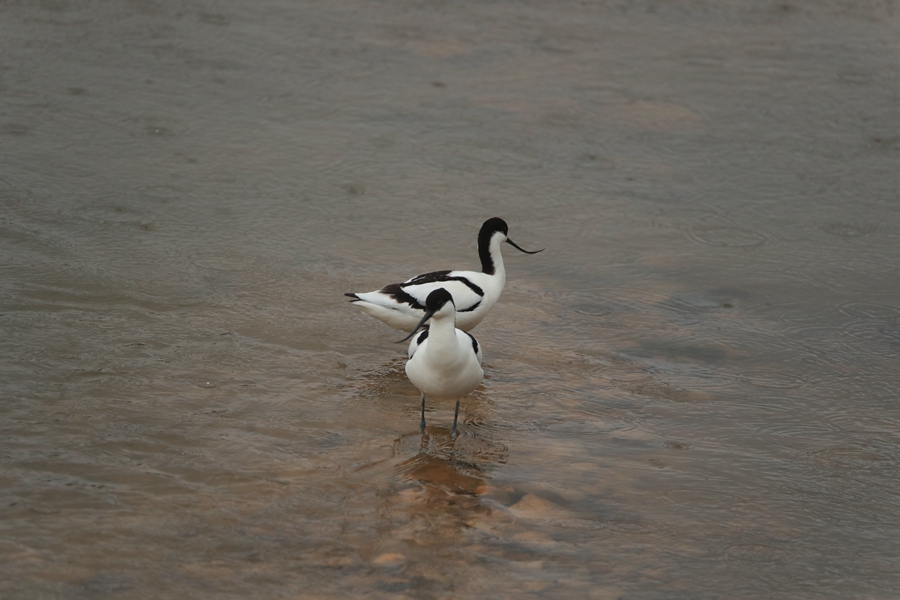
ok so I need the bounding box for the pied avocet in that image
[345,217,542,332]
[400,288,484,435]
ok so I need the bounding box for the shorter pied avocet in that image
[345,217,543,332]
[399,288,484,435]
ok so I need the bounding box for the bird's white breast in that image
[405,330,483,399]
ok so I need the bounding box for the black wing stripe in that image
[453,277,485,297]
[404,270,452,285]
[465,332,480,355]
[380,283,426,310]
[458,301,481,313]
[401,272,485,297]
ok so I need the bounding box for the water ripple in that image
[838,302,900,320]
[686,225,770,248]
[663,488,742,511]
[735,370,809,390]
[803,444,896,473]
[819,222,879,238]
[723,543,789,564]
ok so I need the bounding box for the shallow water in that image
[2,0,899,598]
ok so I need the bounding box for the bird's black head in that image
[481,217,509,237]
[397,288,456,344]
[397,288,455,343]
[425,287,455,312]
[476,217,543,274]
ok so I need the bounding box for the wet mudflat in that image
[1,0,899,598]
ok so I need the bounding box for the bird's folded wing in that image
[401,272,484,312]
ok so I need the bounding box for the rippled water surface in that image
[2,1,899,598]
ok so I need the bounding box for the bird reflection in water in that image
[393,430,489,496]
[397,453,487,496]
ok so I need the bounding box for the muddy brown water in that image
[2,1,899,598]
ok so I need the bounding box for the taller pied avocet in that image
[400,288,484,435]
[345,217,543,332]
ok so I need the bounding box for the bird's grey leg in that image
[420,393,426,432]
[451,398,461,436]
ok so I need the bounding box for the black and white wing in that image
[399,270,484,313]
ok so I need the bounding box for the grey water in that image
[1,1,899,598]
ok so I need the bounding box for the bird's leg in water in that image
[420,393,426,431]
[451,398,461,436]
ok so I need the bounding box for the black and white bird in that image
[400,288,484,435]
[345,217,543,332]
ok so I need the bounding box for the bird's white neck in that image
[479,233,507,282]
[424,305,466,368]
[428,309,458,343]
[478,230,506,276]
